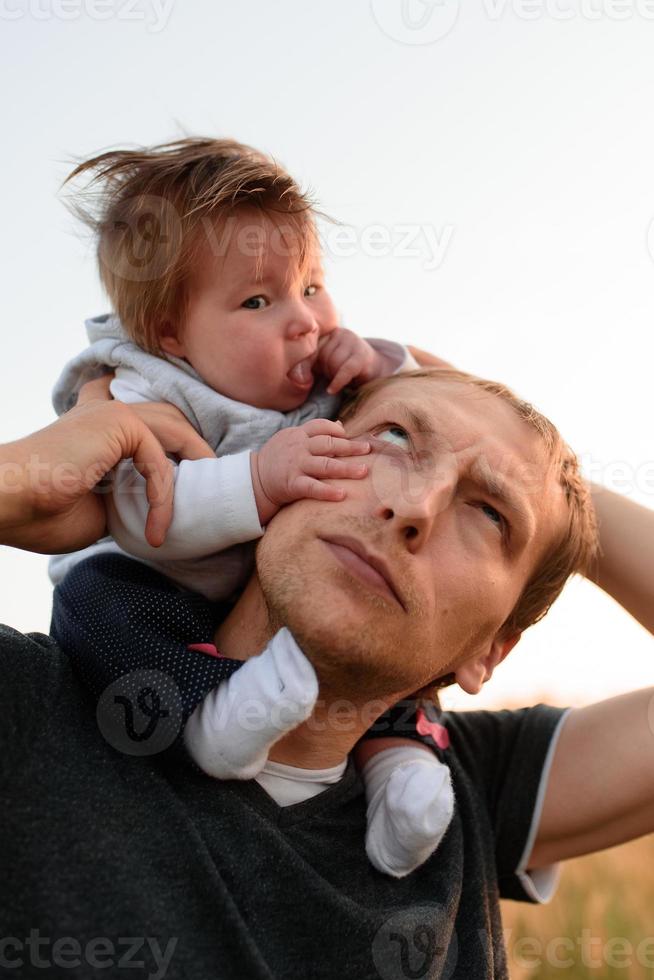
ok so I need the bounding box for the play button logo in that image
[370,0,460,45]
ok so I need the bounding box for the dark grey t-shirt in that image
[0,625,567,979]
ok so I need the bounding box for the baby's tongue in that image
[288,357,314,386]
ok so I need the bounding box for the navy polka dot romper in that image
[51,554,244,727]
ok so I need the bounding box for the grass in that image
[501,835,654,979]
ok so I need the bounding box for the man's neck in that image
[213,578,400,769]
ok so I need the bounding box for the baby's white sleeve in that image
[107,451,264,561]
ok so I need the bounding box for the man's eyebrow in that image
[377,400,439,440]
[377,400,536,536]
[472,462,535,537]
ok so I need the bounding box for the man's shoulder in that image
[0,624,71,669]
[0,625,78,721]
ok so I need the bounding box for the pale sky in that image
[1,0,652,710]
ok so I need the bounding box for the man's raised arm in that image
[526,485,654,868]
[589,484,654,633]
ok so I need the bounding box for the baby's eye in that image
[242,296,268,310]
[304,284,318,297]
[376,424,411,448]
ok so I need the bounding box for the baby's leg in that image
[355,736,454,879]
[184,627,318,780]
[51,553,237,721]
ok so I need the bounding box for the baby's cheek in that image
[317,295,340,333]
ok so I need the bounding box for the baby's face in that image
[160,213,339,411]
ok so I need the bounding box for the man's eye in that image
[376,424,411,448]
[304,284,318,297]
[479,502,505,532]
[242,296,267,310]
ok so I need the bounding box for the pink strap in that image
[187,642,225,659]
[416,707,450,749]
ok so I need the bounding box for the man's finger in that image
[77,374,113,406]
[131,432,175,547]
[129,404,215,460]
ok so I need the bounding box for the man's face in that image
[256,377,566,700]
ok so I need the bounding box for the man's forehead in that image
[352,378,537,457]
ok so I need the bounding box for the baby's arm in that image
[109,419,372,558]
[108,452,263,560]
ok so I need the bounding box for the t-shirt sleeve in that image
[442,702,571,904]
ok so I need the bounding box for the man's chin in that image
[256,530,421,699]
[272,603,412,701]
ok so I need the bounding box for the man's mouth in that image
[287,354,316,388]
[318,535,406,611]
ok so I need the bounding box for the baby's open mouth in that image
[287,355,316,387]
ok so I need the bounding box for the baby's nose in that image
[286,311,319,340]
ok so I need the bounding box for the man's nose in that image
[372,459,456,552]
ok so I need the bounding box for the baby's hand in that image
[316,328,391,395]
[250,419,371,525]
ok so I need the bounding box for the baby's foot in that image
[364,748,454,878]
[184,627,318,780]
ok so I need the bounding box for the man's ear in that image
[454,632,521,696]
[159,322,186,359]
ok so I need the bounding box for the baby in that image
[50,137,454,878]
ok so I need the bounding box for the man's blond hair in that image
[340,368,599,643]
[63,137,317,354]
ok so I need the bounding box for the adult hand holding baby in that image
[0,376,214,554]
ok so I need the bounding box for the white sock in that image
[362,746,455,878]
[183,627,319,780]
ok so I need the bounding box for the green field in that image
[501,835,654,979]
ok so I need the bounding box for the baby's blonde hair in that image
[64,137,318,353]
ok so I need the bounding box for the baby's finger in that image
[326,360,360,395]
[300,418,347,438]
[303,456,368,480]
[291,476,346,502]
[307,434,370,458]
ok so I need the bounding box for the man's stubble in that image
[255,509,441,704]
